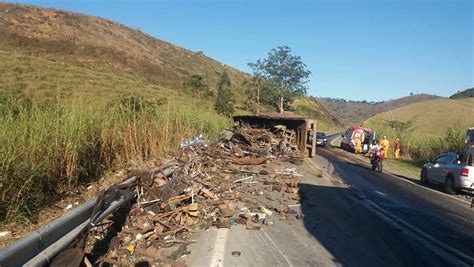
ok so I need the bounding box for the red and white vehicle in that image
[340,126,374,153]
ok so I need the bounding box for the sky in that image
[4,0,473,101]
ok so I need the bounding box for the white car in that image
[420,151,474,194]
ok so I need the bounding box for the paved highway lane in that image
[186,143,474,266]
[316,141,474,266]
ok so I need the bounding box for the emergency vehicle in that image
[340,126,374,153]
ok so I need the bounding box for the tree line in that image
[186,46,312,116]
[449,88,474,99]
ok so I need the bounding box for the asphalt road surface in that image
[186,138,474,267]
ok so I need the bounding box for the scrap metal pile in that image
[85,125,304,266]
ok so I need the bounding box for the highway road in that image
[186,137,474,266]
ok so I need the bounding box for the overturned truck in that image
[233,114,318,158]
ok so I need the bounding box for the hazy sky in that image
[4,0,473,101]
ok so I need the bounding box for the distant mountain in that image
[450,88,474,99]
[317,94,442,125]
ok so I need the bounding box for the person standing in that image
[394,138,401,159]
[380,136,390,159]
[354,137,362,154]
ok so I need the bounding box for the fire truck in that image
[340,126,374,153]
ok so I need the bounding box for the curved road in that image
[315,137,474,266]
[186,136,474,266]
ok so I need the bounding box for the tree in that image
[186,74,208,99]
[214,72,234,116]
[243,77,267,114]
[248,46,311,113]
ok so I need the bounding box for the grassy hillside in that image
[0,49,191,108]
[365,98,474,137]
[0,3,339,126]
[318,94,441,125]
[0,3,250,97]
[293,97,343,130]
[365,98,474,162]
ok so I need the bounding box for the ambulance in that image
[340,126,374,153]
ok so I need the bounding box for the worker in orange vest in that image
[394,138,401,159]
[354,137,362,154]
[380,136,390,159]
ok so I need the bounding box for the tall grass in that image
[367,121,465,164]
[0,91,231,223]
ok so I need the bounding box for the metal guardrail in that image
[0,177,137,267]
[0,200,96,267]
[0,163,176,267]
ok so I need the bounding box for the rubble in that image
[82,124,304,266]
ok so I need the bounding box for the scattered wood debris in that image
[83,125,304,266]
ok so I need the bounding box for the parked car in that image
[316,132,327,146]
[420,151,474,194]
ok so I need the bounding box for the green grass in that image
[381,158,423,180]
[0,91,231,224]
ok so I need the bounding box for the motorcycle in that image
[370,150,383,173]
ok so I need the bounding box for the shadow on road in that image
[336,152,470,198]
[296,182,447,266]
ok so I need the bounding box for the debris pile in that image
[85,125,304,266]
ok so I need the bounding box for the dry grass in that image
[293,97,344,131]
[0,3,250,98]
[366,98,474,137]
[365,98,473,163]
[0,3,340,125]
[0,91,231,225]
[319,94,441,125]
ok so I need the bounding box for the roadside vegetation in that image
[366,123,466,165]
[365,98,473,164]
[0,90,230,224]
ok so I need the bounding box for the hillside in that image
[365,98,474,137]
[0,3,339,128]
[293,97,343,130]
[0,3,248,94]
[318,94,441,125]
[450,87,474,99]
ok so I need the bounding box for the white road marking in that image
[260,228,295,267]
[384,169,471,205]
[209,228,229,267]
[312,149,474,265]
[362,195,474,265]
[255,229,287,266]
[330,144,472,206]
